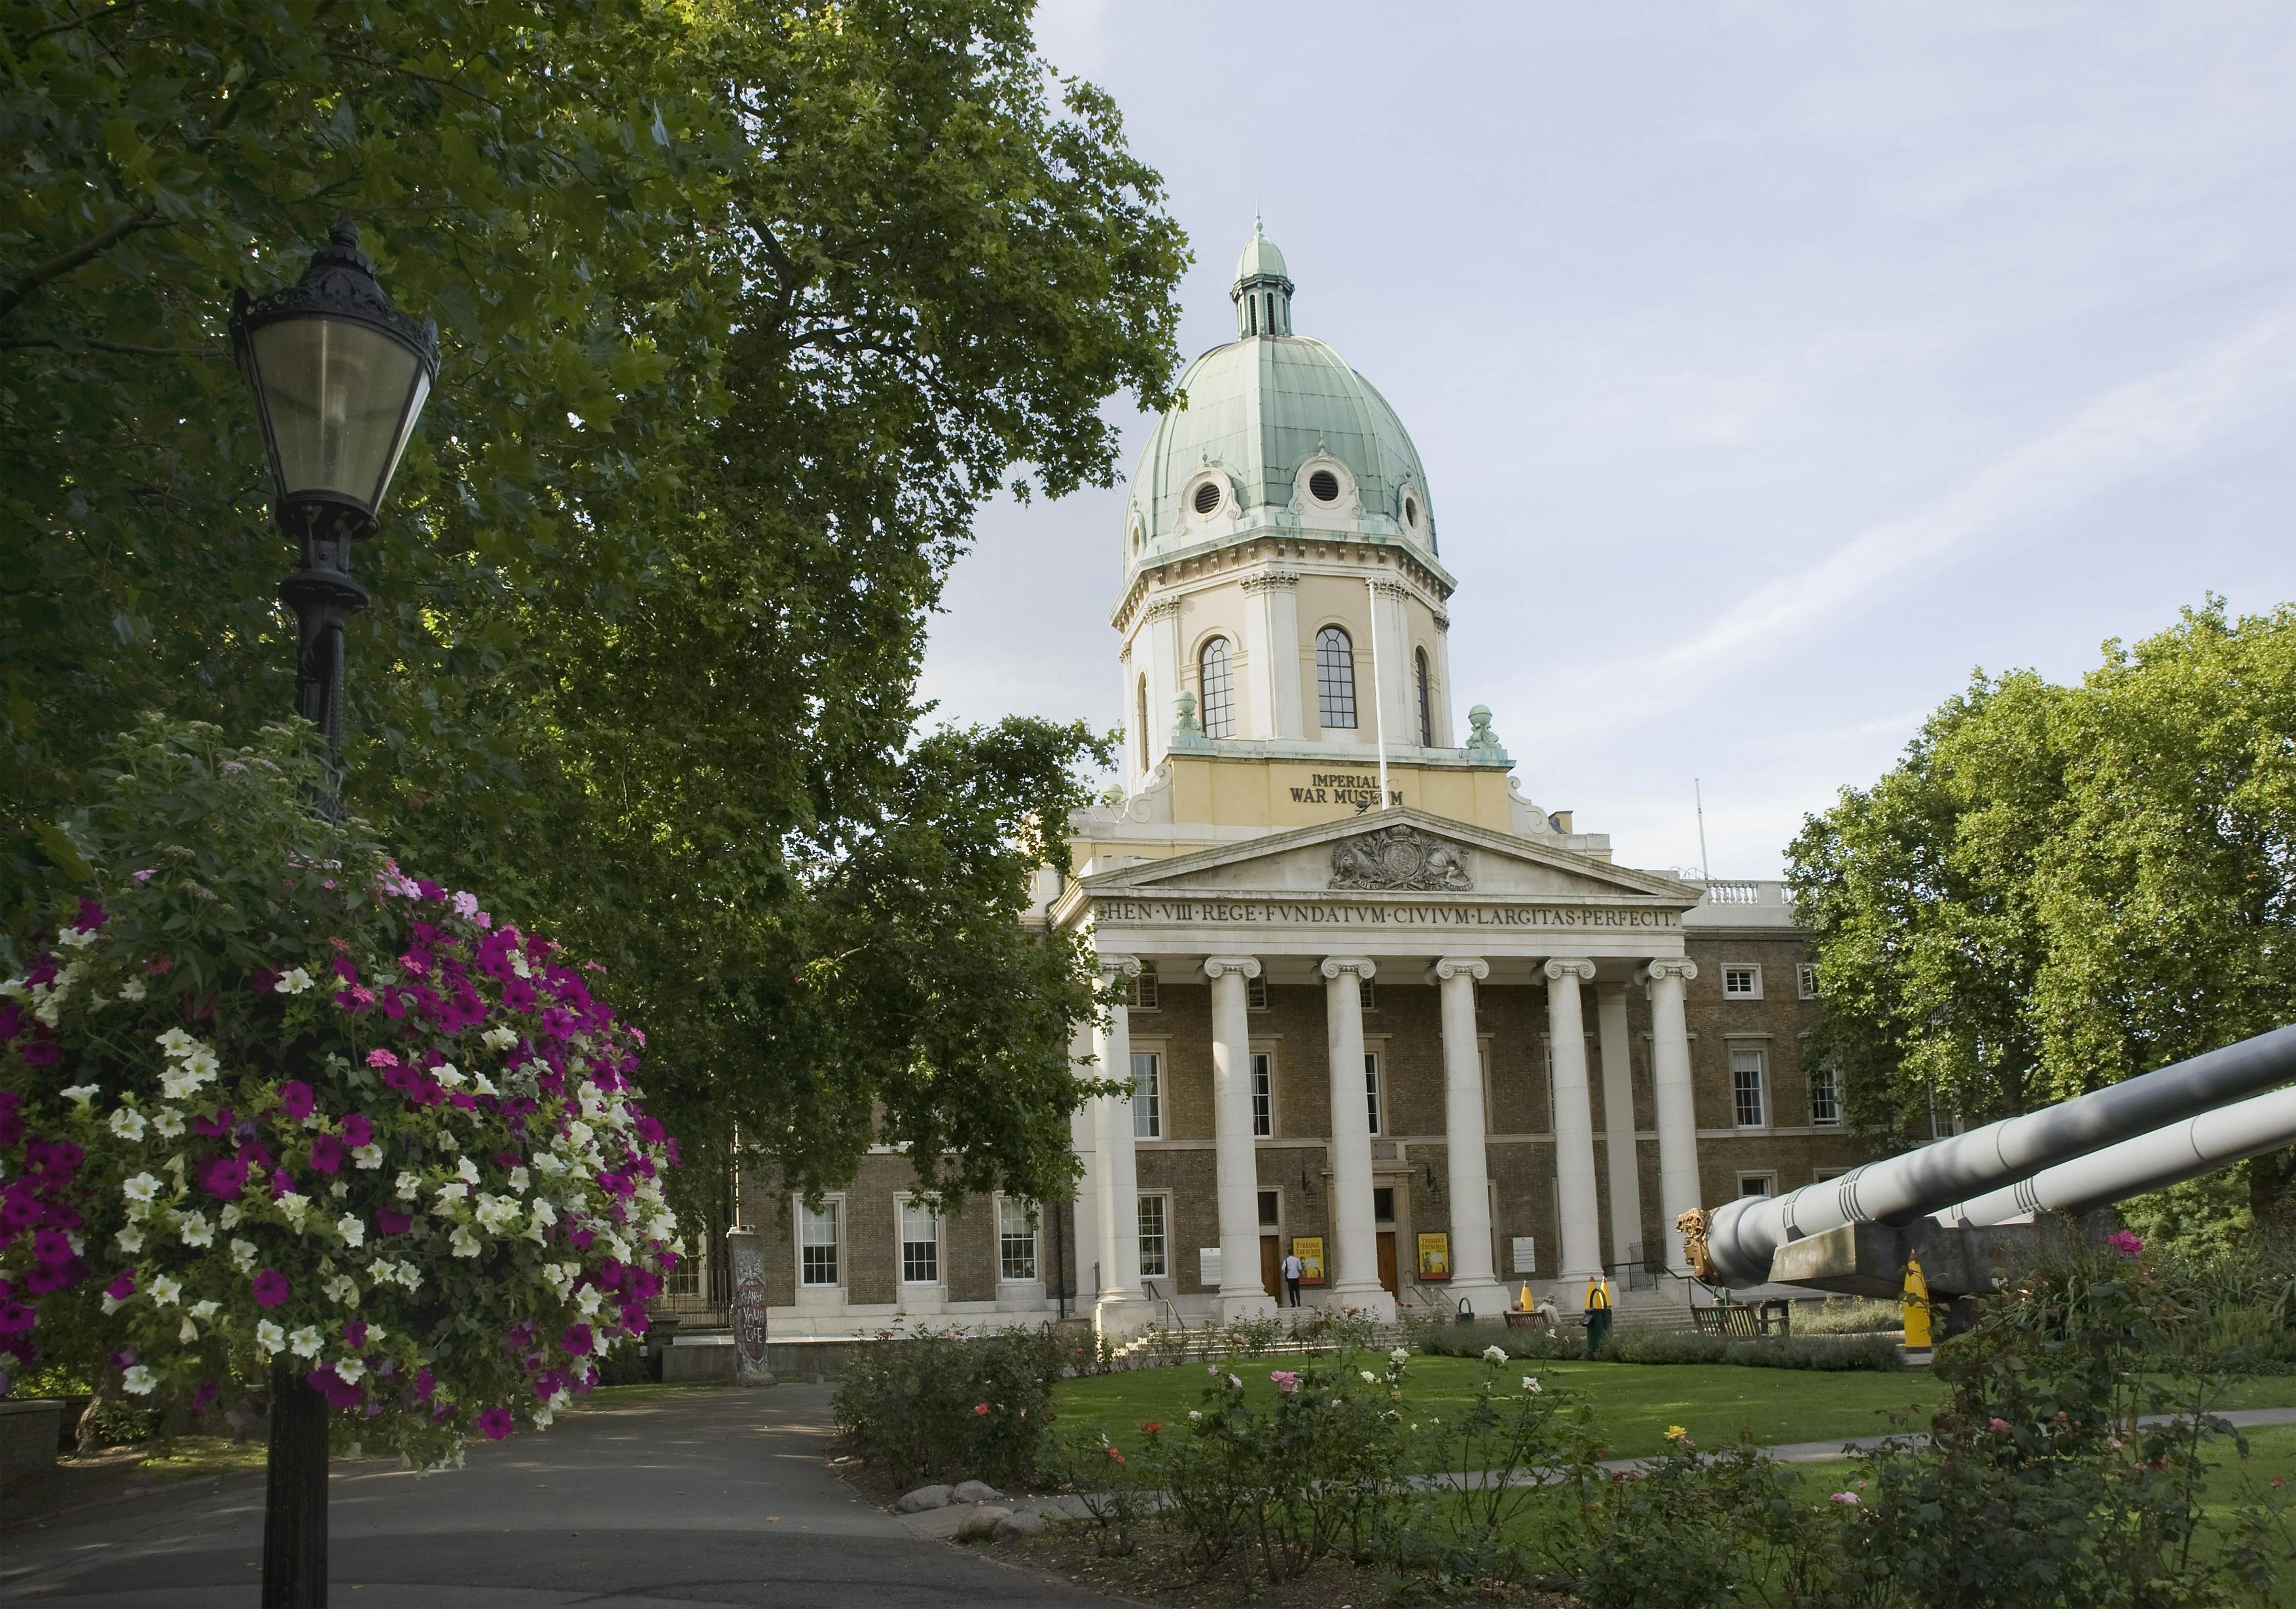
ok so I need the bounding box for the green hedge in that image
[1418,1320,1902,1372]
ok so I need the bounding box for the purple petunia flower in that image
[251,1269,289,1308]
[307,1133,346,1174]
[478,1407,514,1441]
[275,1082,316,1121]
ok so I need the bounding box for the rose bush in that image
[0,717,681,1464]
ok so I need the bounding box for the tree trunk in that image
[262,1366,329,1608]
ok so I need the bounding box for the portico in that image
[1054,810,1706,1333]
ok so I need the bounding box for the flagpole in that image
[1366,577,1390,810]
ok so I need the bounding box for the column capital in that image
[1318,956,1378,981]
[1543,957,1597,983]
[1427,955,1489,983]
[1645,957,1698,983]
[1202,955,1262,981]
[1096,952,1143,981]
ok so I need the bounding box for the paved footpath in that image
[0,1386,1136,1608]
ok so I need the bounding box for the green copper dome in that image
[1123,225,1441,577]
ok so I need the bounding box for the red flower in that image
[973,1402,990,1415]
[1140,1420,1163,1436]
[1106,1447,1125,1464]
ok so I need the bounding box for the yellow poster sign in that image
[1292,1237,1327,1285]
[1417,1232,1450,1280]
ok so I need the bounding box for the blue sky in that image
[918,3,2296,878]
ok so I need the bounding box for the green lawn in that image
[1050,1356,2296,1467]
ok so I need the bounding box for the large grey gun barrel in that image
[1936,1083,2296,1227]
[1700,1024,2296,1286]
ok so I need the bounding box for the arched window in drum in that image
[1316,626,1357,731]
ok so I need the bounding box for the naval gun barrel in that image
[1700,1024,2296,1287]
[1935,1083,2296,1227]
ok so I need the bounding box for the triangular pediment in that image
[1077,809,1698,907]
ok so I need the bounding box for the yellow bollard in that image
[1902,1252,1932,1348]
[1518,1280,1534,1312]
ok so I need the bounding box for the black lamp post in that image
[230,213,437,1609]
[232,212,439,776]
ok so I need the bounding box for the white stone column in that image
[1645,958,1702,1275]
[1068,1016,1102,1311]
[1320,957,1395,1318]
[1543,958,1605,1307]
[1144,599,1183,772]
[1594,982,1643,1273]
[1092,955,1149,1332]
[1204,956,1276,1320]
[1430,956,1505,1313]
[1242,571,1303,740]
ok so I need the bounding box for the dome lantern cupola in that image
[1231,215,1293,338]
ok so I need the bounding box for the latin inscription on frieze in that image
[1094,898,1679,930]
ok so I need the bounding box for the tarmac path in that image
[0,1385,1135,1608]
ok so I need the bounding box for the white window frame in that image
[1250,1051,1274,1138]
[996,1195,1038,1283]
[1198,636,1237,739]
[1137,1191,1170,1279]
[666,1240,704,1297]
[1365,1051,1384,1137]
[1247,974,1270,1011]
[1721,964,1763,1000]
[897,1196,941,1286]
[1358,977,1376,1011]
[1795,962,1818,1001]
[1257,1187,1281,1231]
[1737,1172,1778,1198]
[1808,1064,1842,1127]
[1731,1046,1768,1129]
[1132,1050,1162,1140]
[797,1195,842,1288]
[1130,965,1159,1011]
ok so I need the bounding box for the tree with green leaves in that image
[1788,601,2296,1249]
[3,0,1185,1216]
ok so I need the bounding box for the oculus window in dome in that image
[1122,221,1443,575]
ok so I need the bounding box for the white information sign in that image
[1198,1247,1223,1285]
[1510,1236,1537,1275]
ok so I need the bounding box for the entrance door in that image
[1376,1233,1398,1295]
[1261,1236,1282,1297]
[1373,1184,1399,1297]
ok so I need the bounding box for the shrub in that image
[831,1326,1059,1487]
[1,718,679,1466]
[1604,1329,1903,1373]
[1796,1295,1904,1335]
[1417,1320,1585,1362]
[1150,1354,1416,1587]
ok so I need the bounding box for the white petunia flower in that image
[115,1224,145,1254]
[434,1062,463,1087]
[351,1144,383,1170]
[289,1327,323,1359]
[334,1356,368,1384]
[482,1026,518,1052]
[256,1320,286,1354]
[395,1170,422,1202]
[336,1214,365,1248]
[505,1166,530,1195]
[122,1365,157,1394]
[471,1072,499,1098]
[157,1027,196,1057]
[118,977,147,1002]
[576,1286,604,1317]
[179,1212,214,1248]
[151,1107,186,1139]
[456,1156,479,1185]
[219,1203,242,1229]
[58,924,97,950]
[146,1274,182,1306]
[274,967,314,995]
[180,1047,219,1080]
[450,1226,481,1258]
[179,1314,200,1345]
[363,1323,386,1345]
[323,1274,359,1306]
[62,1083,100,1108]
[190,1300,219,1322]
[230,1237,259,1272]
[277,1192,310,1230]
[109,1106,148,1141]
[122,1172,160,1205]
[531,1153,565,1177]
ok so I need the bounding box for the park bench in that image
[1690,1299,1793,1339]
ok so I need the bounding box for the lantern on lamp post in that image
[230,211,438,774]
[228,213,437,1609]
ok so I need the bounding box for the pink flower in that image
[974,1402,990,1415]
[478,1407,514,1441]
[366,1048,401,1069]
[1829,1491,1861,1506]
[1270,1370,1300,1394]
[132,869,156,882]
[2106,1229,2145,1259]
[251,1269,289,1308]
[145,953,173,975]
[1988,1417,2011,1434]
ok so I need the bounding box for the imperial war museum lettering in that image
[1094,898,1679,930]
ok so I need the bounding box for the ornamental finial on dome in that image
[1232,218,1293,339]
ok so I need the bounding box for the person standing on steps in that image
[1282,1250,1304,1307]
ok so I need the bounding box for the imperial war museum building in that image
[704,225,1868,1347]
